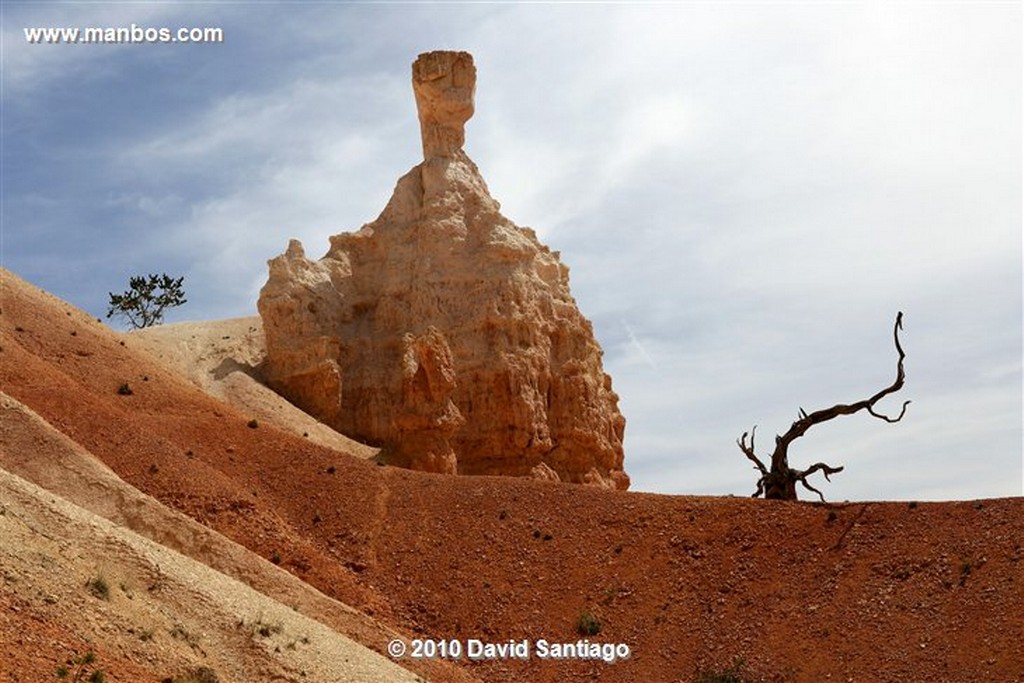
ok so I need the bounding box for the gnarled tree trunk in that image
[738,312,910,501]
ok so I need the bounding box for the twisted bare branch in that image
[737,426,767,474]
[738,427,771,497]
[793,462,845,502]
[736,312,910,501]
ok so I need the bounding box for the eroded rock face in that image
[258,51,628,489]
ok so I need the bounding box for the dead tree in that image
[738,312,910,501]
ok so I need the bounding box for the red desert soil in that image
[2,267,1022,682]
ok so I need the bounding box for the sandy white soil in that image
[128,317,378,460]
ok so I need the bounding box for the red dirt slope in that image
[2,268,1022,682]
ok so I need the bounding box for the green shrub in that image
[239,614,284,640]
[86,576,110,601]
[107,274,186,329]
[169,666,220,683]
[55,651,105,682]
[576,610,601,636]
[696,657,748,683]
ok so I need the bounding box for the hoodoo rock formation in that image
[258,51,628,489]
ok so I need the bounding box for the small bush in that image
[55,651,105,682]
[168,666,221,683]
[169,623,201,651]
[959,559,976,586]
[240,615,284,640]
[576,610,601,636]
[87,576,110,601]
[247,419,259,429]
[696,657,748,683]
[107,273,186,329]
[117,383,133,396]
[257,621,283,638]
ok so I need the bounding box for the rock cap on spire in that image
[412,51,476,159]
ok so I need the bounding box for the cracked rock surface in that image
[258,51,628,489]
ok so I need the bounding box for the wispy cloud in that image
[3,2,1019,499]
[621,321,659,370]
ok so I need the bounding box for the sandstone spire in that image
[259,51,629,489]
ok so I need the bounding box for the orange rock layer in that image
[258,51,628,488]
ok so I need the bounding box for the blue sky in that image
[3,2,1020,501]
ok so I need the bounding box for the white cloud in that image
[3,3,188,94]
[4,3,1019,500]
